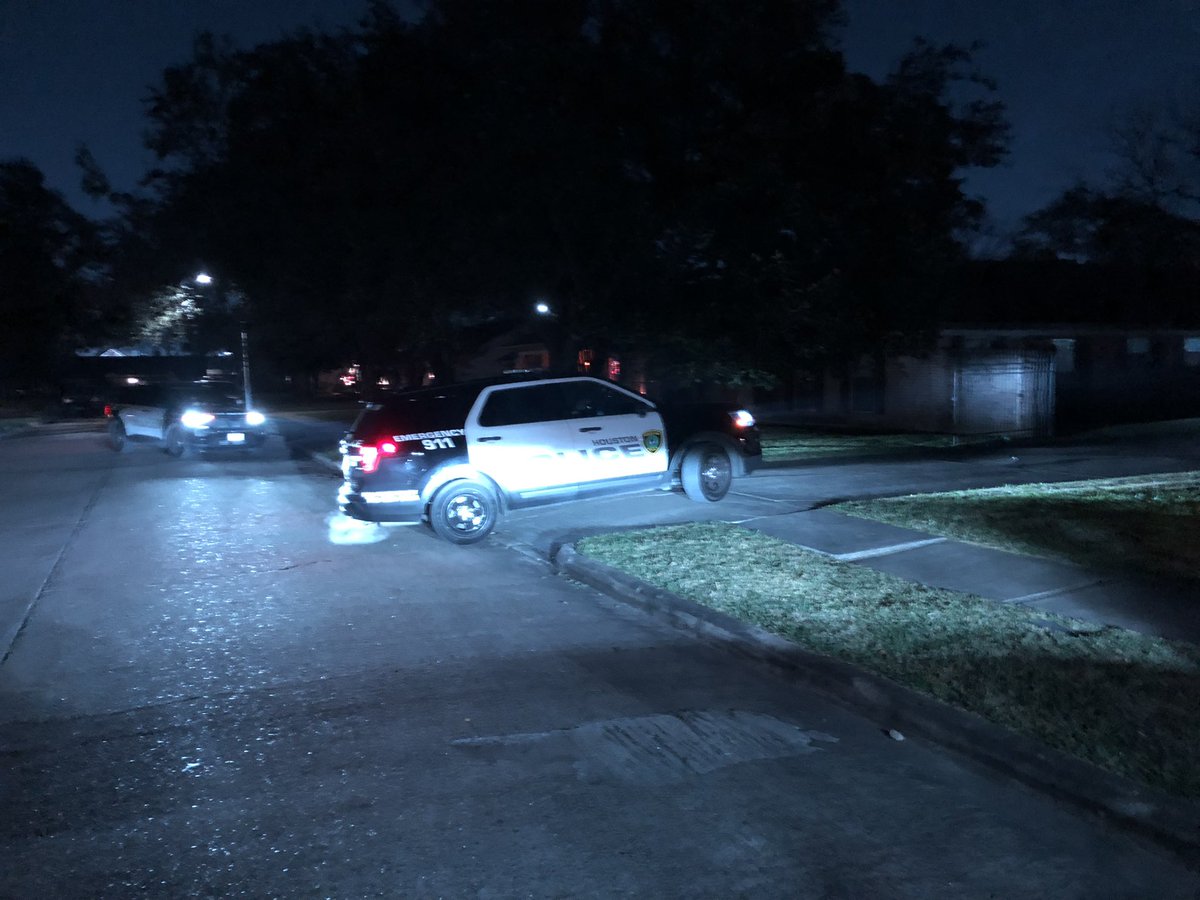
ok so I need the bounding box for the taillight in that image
[103,404,113,417]
[360,440,398,474]
[730,409,756,428]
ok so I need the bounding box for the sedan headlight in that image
[180,409,216,428]
[245,410,266,426]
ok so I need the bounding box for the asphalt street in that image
[1,425,1198,896]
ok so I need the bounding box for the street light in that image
[194,272,253,409]
[534,301,551,316]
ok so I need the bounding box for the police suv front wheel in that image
[681,443,732,502]
[163,425,188,458]
[428,481,500,545]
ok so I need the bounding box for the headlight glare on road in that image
[180,409,216,428]
[245,411,266,426]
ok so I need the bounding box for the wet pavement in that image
[2,427,1198,896]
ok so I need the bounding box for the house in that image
[806,324,1200,437]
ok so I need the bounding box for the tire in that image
[108,418,128,452]
[681,443,732,502]
[163,424,188,458]
[428,480,500,545]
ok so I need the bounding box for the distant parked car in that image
[106,380,268,456]
[57,379,109,417]
[337,373,761,544]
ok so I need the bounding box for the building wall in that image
[881,355,954,432]
[814,349,1055,437]
[951,351,1055,437]
[943,327,1200,430]
[777,326,1199,435]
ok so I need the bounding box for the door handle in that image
[477,436,502,442]
[578,426,602,433]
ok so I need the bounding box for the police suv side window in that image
[478,384,569,427]
[561,381,648,418]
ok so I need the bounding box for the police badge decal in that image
[642,430,663,453]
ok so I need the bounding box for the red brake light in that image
[103,404,113,417]
[360,440,398,474]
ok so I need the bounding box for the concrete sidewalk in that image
[742,507,1200,644]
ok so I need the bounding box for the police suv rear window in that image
[560,381,650,418]
[478,384,570,427]
[353,388,478,442]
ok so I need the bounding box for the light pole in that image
[240,324,253,409]
[195,272,252,409]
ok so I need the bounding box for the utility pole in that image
[241,325,253,409]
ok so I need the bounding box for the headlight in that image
[180,409,215,428]
[730,409,756,428]
[245,411,266,426]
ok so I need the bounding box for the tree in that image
[1109,95,1200,217]
[0,160,98,385]
[1014,184,1199,326]
[1018,85,1200,259]
[592,16,1008,383]
[116,0,1008,390]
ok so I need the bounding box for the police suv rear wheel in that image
[429,481,499,545]
[681,443,732,502]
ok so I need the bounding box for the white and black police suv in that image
[337,374,762,544]
[106,380,269,456]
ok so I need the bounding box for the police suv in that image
[338,374,762,544]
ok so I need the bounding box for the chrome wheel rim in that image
[445,492,488,535]
[700,453,732,499]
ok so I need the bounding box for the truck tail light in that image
[360,440,398,474]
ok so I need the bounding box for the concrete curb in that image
[0,419,106,439]
[553,542,1200,868]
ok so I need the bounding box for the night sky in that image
[2,0,1197,236]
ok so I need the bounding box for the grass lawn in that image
[759,426,991,463]
[837,472,1200,582]
[0,417,38,436]
[577,522,1200,798]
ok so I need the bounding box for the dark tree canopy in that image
[1014,89,1200,330]
[1011,186,1200,328]
[0,160,99,383]
[108,0,1007,386]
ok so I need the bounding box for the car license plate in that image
[227,432,245,443]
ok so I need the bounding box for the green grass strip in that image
[838,472,1200,581]
[578,522,1200,798]
[759,426,989,462]
[0,417,37,436]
